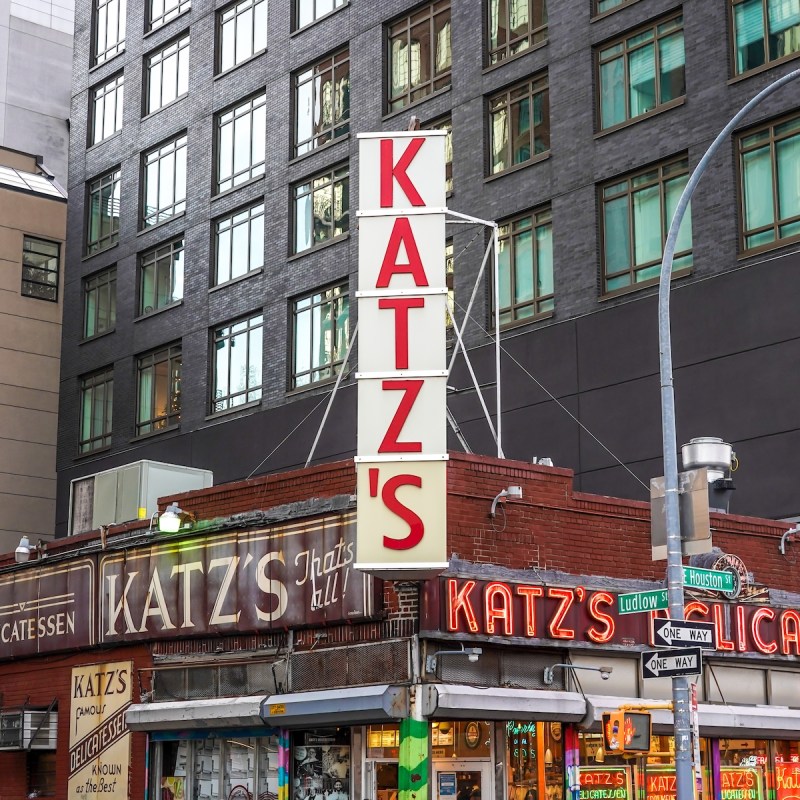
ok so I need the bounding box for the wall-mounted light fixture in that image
[14,536,46,564]
[780,525,800,555]
[426,643,483,673]
[157,503,195,534]
[543,663,613,685]
[490,486,523,517]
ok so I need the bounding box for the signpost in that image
[652,618,716,650]
[618,589,669,615]
[682,565,734,593]
[641,647,702,679]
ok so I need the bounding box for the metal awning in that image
[126,695,265,731]
[422,684,588,722]
[260,685,409,728]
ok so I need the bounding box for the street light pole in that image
[658,66,800,800]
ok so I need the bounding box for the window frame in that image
[488,72,550,177]
[386,0,452,113]
[599,154,693,297]
[216,0,268,75]
[144,32,190,116]
[730,0,800,76]
[89,72,124,146]
[139,236,184,315]
[592,0,640,18]
[486,0,548,66]
[290,281,350,390]
[93,0,126,65]
[494,205,554,328]
[213,201,265,286]
[141,133,188,228]
[147,0,190,32]
[86,167,121,255]
[293,46,350,158]
[214,92,267,195]
[291,163,349,254]
[79,367,114,454]
[21,236,60,302]
[136,342,182,436]
[424,114,453,193]
[294,0,347,30]
[596,12,685,132]
[83,267,117,339]
[210,312,264,414]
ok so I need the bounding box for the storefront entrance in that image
[433,761,492,800]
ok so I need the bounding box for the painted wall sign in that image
[99,513,378,642]
[68,660,132,800]
[0,559,94,657]
[355,130,449,579]
[579,767,631,800]
[423,577,800,658]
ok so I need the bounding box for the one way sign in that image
[642,647,703,679]
[652,618,717,650]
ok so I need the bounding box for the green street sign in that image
[618,588,669,615]
[682,566,734,593]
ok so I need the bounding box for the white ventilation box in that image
[0,710,58,750]
[69,460,214,536]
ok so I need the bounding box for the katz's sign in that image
[424,578,800,657]
[355,131,449,578]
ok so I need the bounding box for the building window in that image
[148,0,190,31]
[294,48,350,158]
[143,134,187,227]
[594,0,633,15]
[79,368,113,453]
[293,164,349,253]
[733,0,800,74]
[214,202,264,285]
[94,0,126,64]
[496,206,553,325]
[598,14,685,131]
[425,115,453,193]
[215,93,266,194]
[387,1,451,112]
[212,313,263,412]
[21,237,59,301]
[739,113,800,251]
[217,0,267,74]
[140,237,184,314]
[84,267,116,338]
[28,752,56,798]
[295,0,346,29]
[90,73,124,145]
[487,0,547,65]
[291,283,349,388]
[136,343,182,435]
[86,168,121,255]
[601,156,692,295]
[489,73,549,175]
[445,238,454,328]
[145,34,190,115]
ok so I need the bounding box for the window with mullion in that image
[739,113,800,251]
[148,0,190,31]
[94,0,126,64]
[489,73,549,175]
[21,237,59,301]
[732,0,800,75]
[601,156,692,295]
[136,343,182,435]
[90,73,124,145]
[217,0,267,74]
[487,0,548,65]
[424,115,453,192]
[142,134,187,227]
[291,283,349,388]
[215,93,266,194]
[146,34,190,115]
[387,0,452,112]
[84,267,117,338]
[292,164,349,253]
[214,202,264,285]
[598,14,685,130]
[496,206,553,326]
[294,48,350,157]
[211,313,264,413]
[140,237,184,314]
[295,0,347,29]
[79,368,114,453]
[86,168,121,254]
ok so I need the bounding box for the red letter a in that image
[375,218,429,288]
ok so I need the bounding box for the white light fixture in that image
[15,535,45,564]
[158,503,194,533]
[544,748,554,766]
[490,485,523,517]
[426,643,482,672]
[543,663,613,685]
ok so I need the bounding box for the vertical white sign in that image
[355,131,449,578]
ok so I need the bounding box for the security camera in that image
[599,666,613,681]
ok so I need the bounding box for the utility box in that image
[69,460,214,535]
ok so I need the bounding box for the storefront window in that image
[719,740,769,800]
[775,741,800,800]
[507,722,564,800]
[367,724,399,800]
[433,721,491,759]
[293,730,351,800]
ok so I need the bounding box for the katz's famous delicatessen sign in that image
[421,577,800,657]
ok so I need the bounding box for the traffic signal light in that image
[602,711,652,754]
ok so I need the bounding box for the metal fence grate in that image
[153,660,283,701]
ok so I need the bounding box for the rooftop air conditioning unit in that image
[69,460,213,536]
[0,711,57,750]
